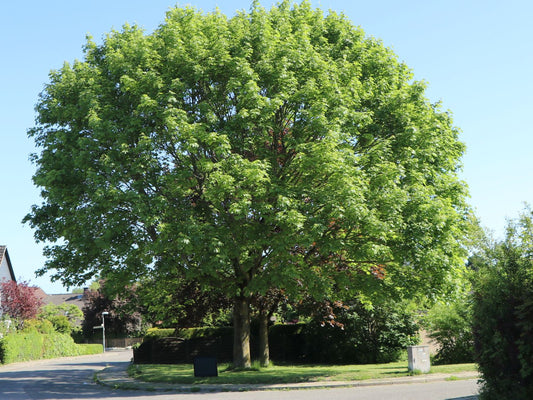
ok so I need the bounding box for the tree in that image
[0,280,44,327]
[82,281,145,338]
[25,1,470,368]
[472,206,533,399]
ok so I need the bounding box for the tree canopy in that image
[26,1,470,367]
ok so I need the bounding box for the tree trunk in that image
[233,295,252,369]
[259,308,270,367]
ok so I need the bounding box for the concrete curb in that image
[95,364,480,393]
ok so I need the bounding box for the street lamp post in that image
[101,311,109,353]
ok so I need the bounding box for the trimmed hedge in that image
[136,318,415,365]
[0,330,102,364]
[176,327,233,340]
[144,327,233,340]
[135,327,235,363]
[145,328,176,339]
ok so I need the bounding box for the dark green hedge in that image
[176,327,233,340]
[138,312,417,365]
[144,327,234,340]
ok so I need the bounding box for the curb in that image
[95,364,480,393]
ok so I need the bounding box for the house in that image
[0,246,16,284]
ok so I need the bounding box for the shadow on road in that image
[0,351,163,399]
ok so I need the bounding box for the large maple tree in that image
[26,1,470,367]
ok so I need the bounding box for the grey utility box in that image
[407,345,430,373]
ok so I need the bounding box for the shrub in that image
[423,300,474,364]
[0,329,43,363]
[472,208,533,399]
[47,315,72,334]
[39,303,83,334]
[302,301,419,364]
[24,318,55,334]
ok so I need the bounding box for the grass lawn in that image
[128,361,477,385]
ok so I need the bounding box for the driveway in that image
[0,349,479,399]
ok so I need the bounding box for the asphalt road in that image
[0,349,480,400]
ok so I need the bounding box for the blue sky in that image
[1,1,532,293]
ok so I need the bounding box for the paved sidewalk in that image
[95,363,480,393]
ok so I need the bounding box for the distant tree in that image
[82,281,145,338]
[26,1,470,368]
[0,280,44,327]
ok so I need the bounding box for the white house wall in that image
[0,256,12,282]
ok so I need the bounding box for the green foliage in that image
[423,299,474,364]
[176,326,233,340]
[39,303,83,334]
[0,328,102,364]
[136,277,232,329]
[144,326,234,340]
[24,318,55,334]
[472,206,533,399]
[46,315,72,334]
[145,328,177,339]
[40,303,83,321]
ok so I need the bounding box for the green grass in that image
[128,362,477,385]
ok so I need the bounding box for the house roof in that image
[43,293,85,309]
[0,246,16,282]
